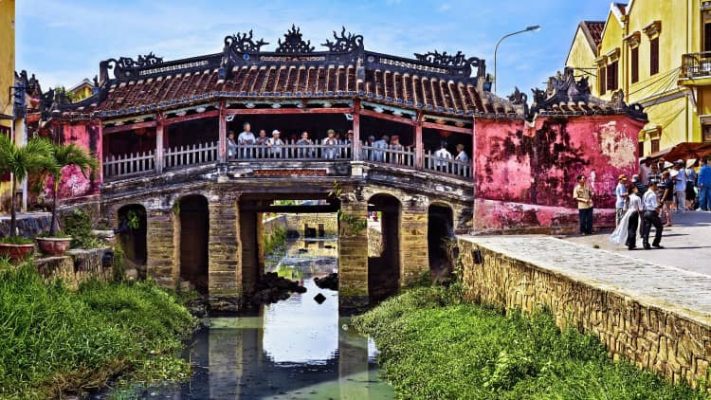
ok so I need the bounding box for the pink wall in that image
[46,122,102,200]
[474,115,644,232]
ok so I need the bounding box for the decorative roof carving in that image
[224,30,269,53]
[275,25,315,54]
[102,53,164,79]
[322,27,363,53]
[413,50,486,78]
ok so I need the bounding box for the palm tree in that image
[47,143,97,236]
[0,136,55,237]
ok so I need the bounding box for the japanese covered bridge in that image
[46,26,646,309]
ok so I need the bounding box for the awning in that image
[641,142,711,163]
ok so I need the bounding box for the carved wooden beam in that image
[103,120,157,135]
[422,121,472,135]
[224,107,353,115]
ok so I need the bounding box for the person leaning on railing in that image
[227,130,237,159]
[455,144,469,163]
[323,129,340,160]
[372,135,390,162]
[296,131,314,158]
[267,129,284,158]
[434,142,453,170]
[390,135,404,165]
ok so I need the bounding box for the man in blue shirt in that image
[698,158,711,211]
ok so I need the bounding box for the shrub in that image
[62,209,101,249]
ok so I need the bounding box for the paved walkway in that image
[459,235,711,325]
[562,211,711,277]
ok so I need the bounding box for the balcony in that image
[681,52,711,82]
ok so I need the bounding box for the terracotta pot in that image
[36,237,73,256]
[0,242,35,262]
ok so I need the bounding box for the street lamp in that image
[493,25,541,93]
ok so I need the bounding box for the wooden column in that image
[415,111,424,169]
[155,115,165,173]
[352,100,362,161]
[218,102,227,163]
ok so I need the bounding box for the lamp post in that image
[493,25,541,93]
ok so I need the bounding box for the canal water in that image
[104,238,394,399]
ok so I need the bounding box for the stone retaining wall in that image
[285,213,338,237]
[457,236,711,390]
[34,248,114,289]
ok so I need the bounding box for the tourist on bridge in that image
[455,144,469,163]
[372,135,390,162]
[238,122,256,144]
[296,131,314,158]
[323,129,340,159]
[227,130,237,159]
[573,174,593,235]
[698,157,711,211]
[345,130,354,145]
[434,142,453,170]
[256,129,269,145]
[267,129,284,158]
[390,135,404,164]
[366,135,376,160]
[642,181,664,250]
[615,175,628,226]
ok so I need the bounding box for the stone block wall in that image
[35,248,113,289]
[208,191,241,311]
[285,213,338,237]
[399,205,429,286]
[338,196,369,310]
[457,237,711,390]
[146,208,179,289]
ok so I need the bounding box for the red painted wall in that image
[45,122,102,200]
[474,114,644,232]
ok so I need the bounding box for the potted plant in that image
[0,136,54,261]
[36,143,96,256]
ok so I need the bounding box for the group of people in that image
[606,156,711,250]
[226,122,470,165]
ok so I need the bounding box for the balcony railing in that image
[104,141,472,181]
[682,52,711,79]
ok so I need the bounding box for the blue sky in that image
[17,0,614,97]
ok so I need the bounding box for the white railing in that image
[231,141,351,161]
[164,141,218,170]
[424,150,472,178]
[103,150,155,180]
[362,144,416,168]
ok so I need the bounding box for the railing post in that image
[218,102,227,163]
[415,111,424,169]
[352,100,362,161]
[155,115,164,174]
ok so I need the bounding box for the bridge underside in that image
[102,161,472,311]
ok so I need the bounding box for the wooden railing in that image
[682,52,711,79]
[424,150,472,178]
[103,150,155,180]
[164,141,218,170]
[361,144,416,168]
[103,140,472,181]
[231,141,351,160]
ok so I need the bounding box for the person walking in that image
[642,181,664,250]
[659,170,674,226]
[614,174,628,226]
[698,158,711,211]
[686,160,698,210]
[610,184,643,250]
[573,174,594,235]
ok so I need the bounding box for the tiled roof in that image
[57,27,516,120]
[582,21,605,47]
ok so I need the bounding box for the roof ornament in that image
[414,50,486,78]
[275,25,315,54]
[322,26,363,53]
[102,53,164,79]
[224,30,269,53]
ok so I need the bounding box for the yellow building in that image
[566,0,711,157]
[68,78,94,102]
[0,0,15,212]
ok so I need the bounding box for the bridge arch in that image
[367,193,401,302]
[116,203,148,277]
[177,194,210,294]
[428,202,455,280]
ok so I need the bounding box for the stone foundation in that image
[34,248,114,289]
[457,236,711,390]
[285,213,337,237]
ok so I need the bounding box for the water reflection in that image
[107,239,393,399]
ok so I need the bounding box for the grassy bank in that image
[353,286,707,400]
[0,263,196,399]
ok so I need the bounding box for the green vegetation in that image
[0,262,196,399]
[0,236,34,245]
[353,286,707,400]
[263,226,287,255]
[62,209,101,249]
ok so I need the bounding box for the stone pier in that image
[207,191,241,311]
[338,195,369,310]
[399,199,429,286]
[457,235,711,390]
